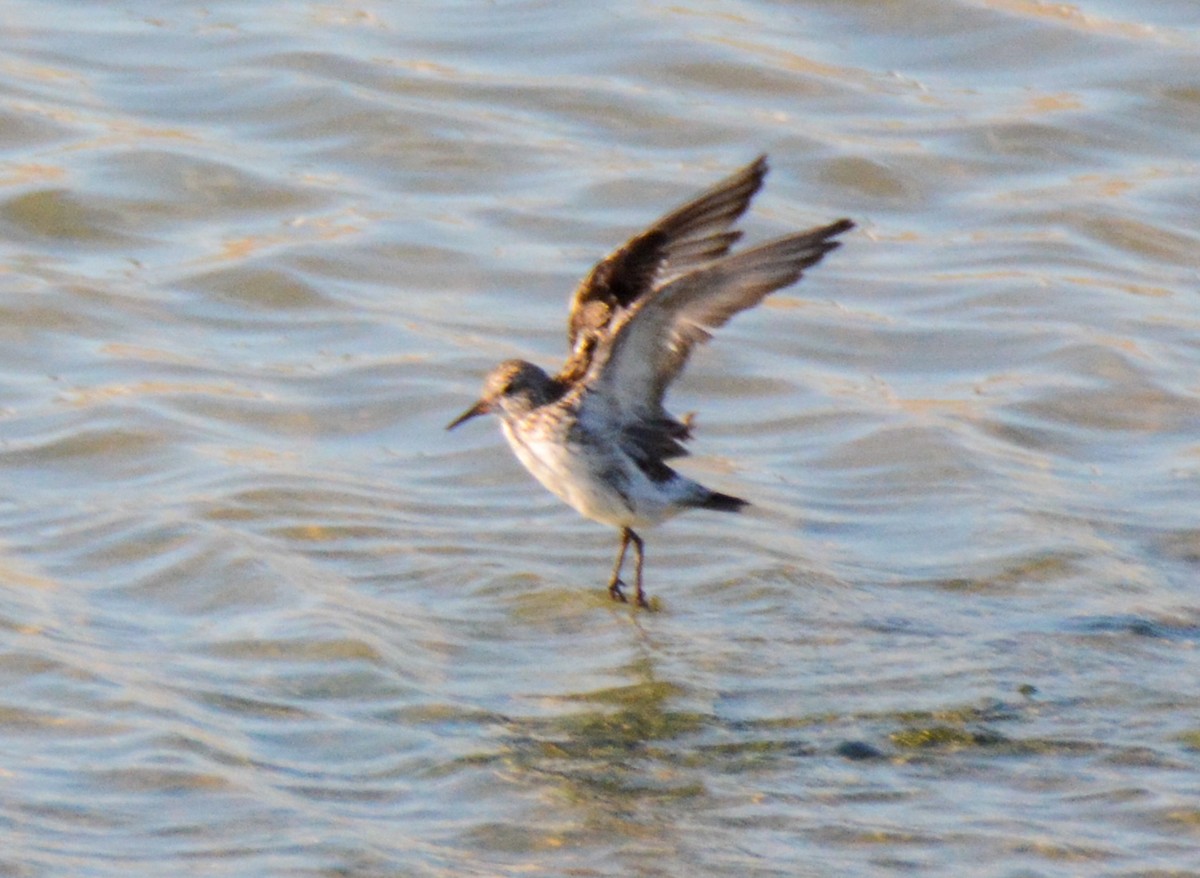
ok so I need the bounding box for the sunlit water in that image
[1,0,1199,875]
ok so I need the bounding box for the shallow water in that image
[2,0,1199,875]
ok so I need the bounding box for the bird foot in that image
[608,579,654,610]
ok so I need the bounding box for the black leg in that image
[607,528,632,602]
[628,529,648,608]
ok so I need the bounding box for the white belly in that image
[500,420,677,529]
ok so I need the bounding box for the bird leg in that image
[607,527,649,609]
[628,529,648,608]
[607,528,632,602]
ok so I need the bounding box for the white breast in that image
[499,420,677,529]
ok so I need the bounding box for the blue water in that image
[1,1,1198,875]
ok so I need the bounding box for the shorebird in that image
[448,156,852,608]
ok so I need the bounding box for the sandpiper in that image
[448,155,852,608]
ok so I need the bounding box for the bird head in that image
[446,359,555,430]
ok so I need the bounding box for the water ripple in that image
[1,0,1199,874]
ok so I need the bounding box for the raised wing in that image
[564,156,770,358]
[586,218,854,440]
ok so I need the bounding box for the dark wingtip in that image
[745,155,769,189]
[809,218,856,255]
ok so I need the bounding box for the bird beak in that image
[446,398,491,430]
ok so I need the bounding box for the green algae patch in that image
[1177,730,1200,752]
[889,725,1007,750]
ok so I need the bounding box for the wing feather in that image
[588,218,855,427]
[565,156,769,351]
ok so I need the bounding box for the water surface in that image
[1,1,1199,875]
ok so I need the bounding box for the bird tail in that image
[698,489,749,513]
